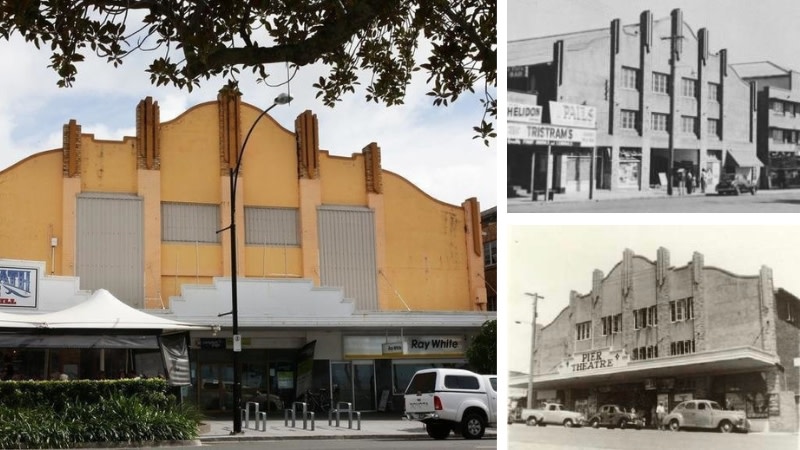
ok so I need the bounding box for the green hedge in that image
[0,379,202,448]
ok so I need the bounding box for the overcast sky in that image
[505,224,800,374]
[509,0,800,71]
[0,20,496,210]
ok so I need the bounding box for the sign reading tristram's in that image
[0,265,38,308]
[508,123,597,147]
[557,348,629,375]
[549,101,597,129]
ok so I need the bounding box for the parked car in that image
[716,173,757,195]
[587,404,643,429]
[663,399,749,433]
[404,368,497,440]
[520,402,585,427]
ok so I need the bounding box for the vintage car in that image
[587,404,643,429]
[715,173,757,195]
[663,399,749,433]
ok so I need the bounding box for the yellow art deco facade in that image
[0,89,486,313]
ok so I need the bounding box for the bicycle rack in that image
[242,401,266,431]
[328,401,361,430]
[284,401,314,430]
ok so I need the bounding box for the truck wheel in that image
[426,422,451,440]
[461,413,486,439]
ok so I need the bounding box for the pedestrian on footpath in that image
[700,168,708,193]
[656,402,666,430]
[686,171,694,195]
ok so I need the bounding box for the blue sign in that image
[0,266,38,308]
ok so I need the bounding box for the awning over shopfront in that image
[0,289,210,332]
[726,149,764,168]
[511,346,779,391]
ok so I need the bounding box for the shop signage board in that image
[557,348,629,375]
[0,265,38,308]
[508,122,597,147]
[508,92,541,124]
[549,101,597,129]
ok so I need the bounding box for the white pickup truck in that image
[521,402,586,427]
[404,368,497,440]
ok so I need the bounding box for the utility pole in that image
[524,292,543,409]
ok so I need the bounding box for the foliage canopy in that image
[0,0,496,142]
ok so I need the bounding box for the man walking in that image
[656,402,666,430]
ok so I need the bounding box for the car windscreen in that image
[405,372,436,394]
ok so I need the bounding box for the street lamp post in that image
[223,92,292,434]
[524,292,542,410]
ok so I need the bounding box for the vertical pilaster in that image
[656,247,672,357]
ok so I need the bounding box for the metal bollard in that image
[258,411,267,431]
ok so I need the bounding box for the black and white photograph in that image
[507,225,800,449]
[508,0,800,212]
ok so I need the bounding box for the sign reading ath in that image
[0,265,38,308]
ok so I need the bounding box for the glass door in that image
[353,360,376,411]
[330,361,376,411]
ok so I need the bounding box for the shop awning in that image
[0,289,211,332]
[726,149,764,168]
[512,346,779,390]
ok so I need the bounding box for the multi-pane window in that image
[681,78,697,97]
[681,116,697,135]
[576,321,592,341]
[647,305,658,327]
[621,67,639,89]
[621,110,638,130]
[652,72,669,94]
[708,83,720,102]
[651,113,669,132]
[670,297,694,322]
[603,314,622,335]
[483,241,497,267]
[633,308,646,330]
[708,119,720,138]
[670,339,696,356]
[633,345,658,361]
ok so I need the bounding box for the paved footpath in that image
[199,413,498,443]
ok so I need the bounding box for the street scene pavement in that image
[198,413,497,444]
[508,189,800,213]
[509,423,798,450]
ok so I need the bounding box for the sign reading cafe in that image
[0,265,38,308]
[557,348,629,375]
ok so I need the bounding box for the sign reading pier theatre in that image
[0,265,39,308]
